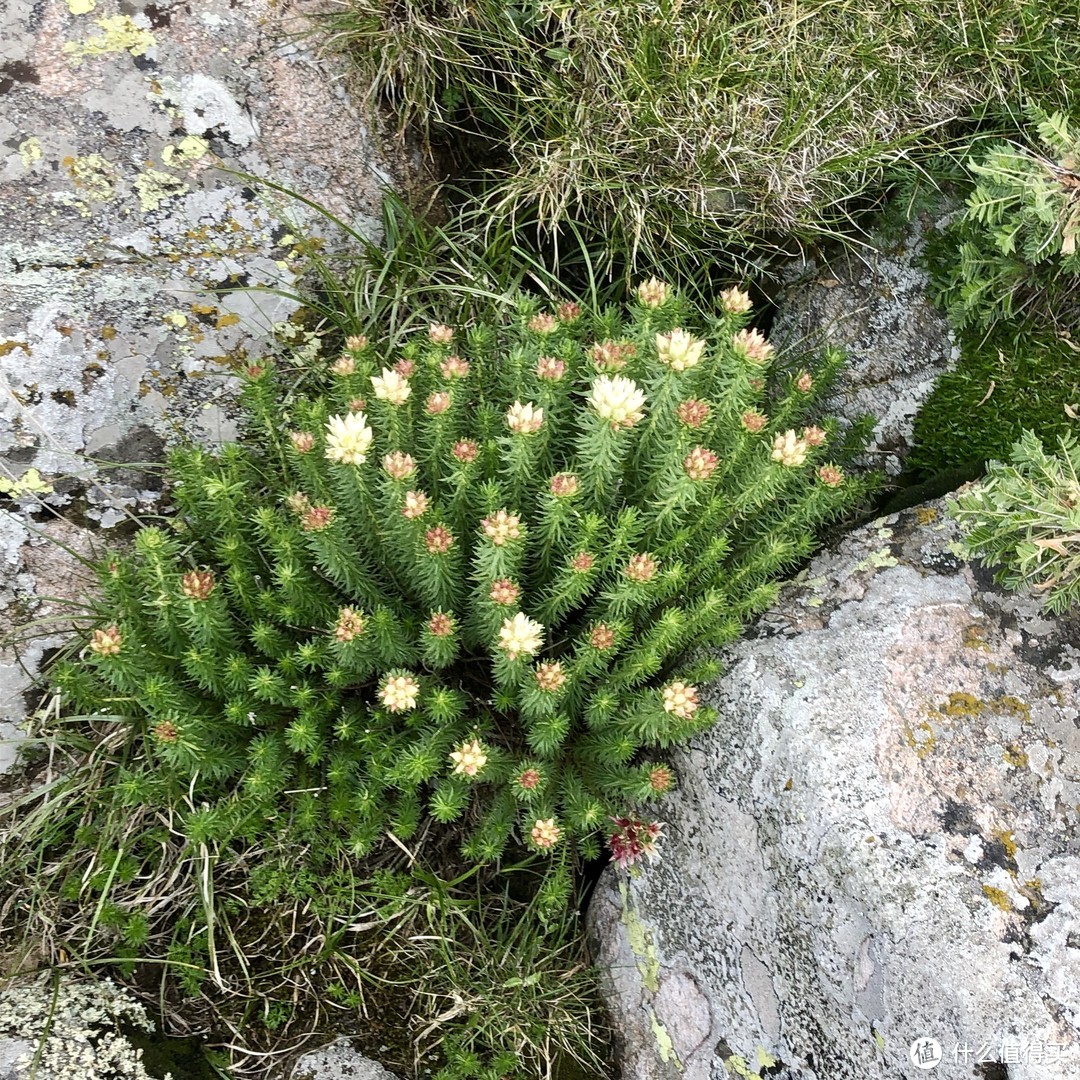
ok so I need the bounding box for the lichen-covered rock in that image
[0,0,393,765]
[589,501,1080,1080]
[771,217,958,477]
[0,976,167,1079]
[0,1041,35,1080]
[290,1039,400,1080]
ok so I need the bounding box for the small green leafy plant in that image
[949,429,1080,612]
[51,282,870,875]
[928,111,1080,332]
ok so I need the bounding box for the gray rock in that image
[0,0,394,768]
[771,216,958,477]
[290,1039,400,1080]
[0,1040,34,1080]
[589,501,1080,1079]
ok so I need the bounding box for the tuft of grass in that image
[319,0,1080,274]
[0,713,607,1078]
[253,184,635,350]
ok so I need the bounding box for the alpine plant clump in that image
[54,283,871,866]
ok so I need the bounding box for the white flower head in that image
[656,329,706,372]
[371,367,411,406]
[771,430,809,468]
[589,375,646,430]
[325,411,374,465]
[380,673,420,713]
[450,738,488,777]
[506,400,544,434]
[498,612,544,661]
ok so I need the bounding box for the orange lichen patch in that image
[997,696,1031,721]
[915,506,939,525]
[981,885,1012,911]
[0,340,31,357]
[940,691,984,717]
[99,325,117,340]
[903,720,937,758]
[993,830,1019,861]
[1002,744,1029,769]
[215,313,241,329]
[190,303,217,316]
[928,691,1031,724]
[962,624,990,650]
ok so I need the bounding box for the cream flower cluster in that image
[771,430,809,468]
[380,673,420,712]
[325,411,373,465]
[662,680,699,719]
[656,329,705,372]
[498,612,544,660]
[531,818,561,848]
[590,375,646,429]
[371,367,411,405]
[450,737,488,777]
[482,510,522,546]
[506,400,544,434]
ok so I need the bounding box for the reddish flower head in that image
[289,430,315,453]
[625,553,658,583]
[536,356,566,381]
[489,578,520,606]
[452,439,479,464]
[424,525,454,554]
[676,399,710,429]
[683,446,719,481]
[549,472,579,497]
[534,661,567,693]
[571,551,595,573]
[181,569,215,601]
[301,505,335,532]
[528,313,558,334]
[426,391,451,415]
[440,355,470,379]
[516,768,542,791]
[608,817,663,868]
[741,410,768,434]
[152,720,179,743]
[648,764,675,794]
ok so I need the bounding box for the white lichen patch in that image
[0,976,171,1080]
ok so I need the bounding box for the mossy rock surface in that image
[908,324,1080,477]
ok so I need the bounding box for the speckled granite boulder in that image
[0,1040,35,1080]
[0,0,393,766]
[771,216,958,477]
[588,500,1080,1080]
[290,1039,400,1080]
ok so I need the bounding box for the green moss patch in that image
[908,324,1080,477]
